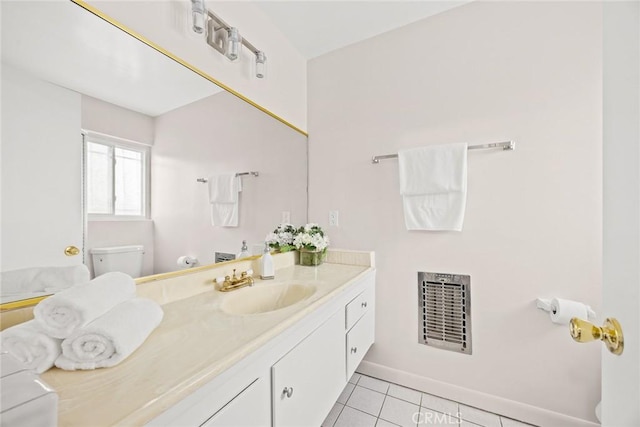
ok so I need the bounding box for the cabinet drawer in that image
[346,310,375,379]
[345,286,375,330]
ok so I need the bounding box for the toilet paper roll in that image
[549,298,588,325]
[176,256,197,269]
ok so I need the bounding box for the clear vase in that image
[299,248,324,266]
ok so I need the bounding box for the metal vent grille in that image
[418,272,472,354]
[215,252,235,263]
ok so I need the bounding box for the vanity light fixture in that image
[190,0,206,34]
[191,1,267,78]
[225,27,242,61]
[255,51,267,79]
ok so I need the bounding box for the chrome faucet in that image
[218,269,254,292]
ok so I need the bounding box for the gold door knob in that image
[64,246,80,256]
[569,317,624,355]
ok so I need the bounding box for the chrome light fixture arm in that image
[191,5,267,78]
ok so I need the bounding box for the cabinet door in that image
[201,377,270,427]
[346,310,375,379]
[272,310,345,427]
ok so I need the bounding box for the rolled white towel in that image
[0,265,90,295]
[0,320,62,374]
[55,298,163,370]
[33,272,136,339]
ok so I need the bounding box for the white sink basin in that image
[221,284,316,315]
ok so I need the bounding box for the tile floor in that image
[323,373,536,427]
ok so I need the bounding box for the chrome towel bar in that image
[197,171,259,183]
[371,141,515,164]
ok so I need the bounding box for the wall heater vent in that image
[215,252,236,263]
[418,272,472,354]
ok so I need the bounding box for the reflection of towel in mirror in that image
[55,298,163,370]
[208,173,241,227]
[0,265,90,295]
[0,320,62,374]
[33,272,136,339]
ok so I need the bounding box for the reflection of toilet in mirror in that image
[90,245,144,278]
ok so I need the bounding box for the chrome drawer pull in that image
[350,347,358,354]
[282,387,294,398]
[361,302,368,308]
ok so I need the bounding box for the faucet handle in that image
[246,269,253,277]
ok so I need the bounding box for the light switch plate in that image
[329,210,339,227]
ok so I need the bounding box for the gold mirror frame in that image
[0,0,307,312]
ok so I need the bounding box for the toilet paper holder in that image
[536,298,597,320]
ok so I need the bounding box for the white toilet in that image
[90,245,144,278]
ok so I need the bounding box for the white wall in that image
[82,95,155,144]
[152,90,306,274]
[81,95,155,277]
[308,2,602,425]
[602,1,640,425]
[87,0,307,132]
[1,64,83,271]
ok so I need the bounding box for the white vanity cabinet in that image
[148,270,376,427]
[345,285,376,379]
[272,310,345,427]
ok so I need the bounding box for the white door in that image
[1,64,84,271]
[602,2,639,426]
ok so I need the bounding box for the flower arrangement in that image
[266,223,330,266]
[265,223,297,252]
[293,223,329,253]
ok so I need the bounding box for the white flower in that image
[267,223,297,250]
[293,224,329,251]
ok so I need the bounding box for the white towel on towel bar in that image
[55,298,163,370]
[0,320,62,374]
[398,143,468,231]
[33,272,137,339]
[208,173,242,227]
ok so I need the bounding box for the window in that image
[85,133,150,219]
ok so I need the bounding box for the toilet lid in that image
[90,245,144,255]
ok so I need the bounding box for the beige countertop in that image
[41,261,372,426]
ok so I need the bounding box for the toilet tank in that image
[90,245,144,278]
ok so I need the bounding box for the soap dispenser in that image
[237,240,250,259]
[260,242,275,280]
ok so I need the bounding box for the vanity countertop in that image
[40,260,372,426]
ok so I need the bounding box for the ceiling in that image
[1,1,220,117]
[252,1,471,59]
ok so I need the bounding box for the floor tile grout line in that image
[330,403,346,427]
[343,383,357,404]
[377,393,388,422]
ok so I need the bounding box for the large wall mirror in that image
[0,1,308,306]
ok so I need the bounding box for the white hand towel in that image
[0,265,90,295]
[33,272,136,339]
[55,298,163,370]
[208,173,241,227]
[398,143,468,231]
[0,320,62,374]
[208,173,240,203]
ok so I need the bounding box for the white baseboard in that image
[356,360,600,427]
